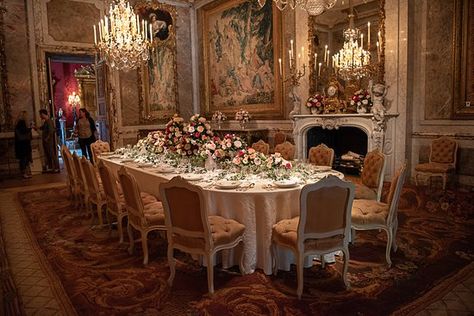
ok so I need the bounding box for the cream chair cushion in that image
[415,162,455,173]
[354,184,377,200]
[351,199,389,226]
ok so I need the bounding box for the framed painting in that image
[135,1,178,121]
[200,0,283,119]
[452,0,474,119]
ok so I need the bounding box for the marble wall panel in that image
[4,0,34,128]
[175,6,193,118]
[423,0,454,119]
[46,0,99,44]
[119,70,140,126]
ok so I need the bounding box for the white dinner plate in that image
[215,180,241,189]
[274,179,299,188]
[314,166,332,172]
[182,174,203,181]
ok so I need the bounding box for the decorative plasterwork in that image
[292,113,398,160]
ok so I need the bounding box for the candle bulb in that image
[318,62,322,76]
[290,39,294,58]
[376,41,380,62]
[93,25,97,45]
[288,50,292,68]
[314,53,317,70]
[278,58,282,76]
[324,45,328,62]
[149,23,153,41]
[368,22,371,48]
[327,50,330,67]
[361,33,364,49]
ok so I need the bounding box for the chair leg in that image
[127,224,134,255]
[239,243,245,275]
[392,219,399,252]
[296,253,304,299]
[321,255,326,269]
[342,247,350,289]
[206,253,215,294]
[97,203,103,226]
[117,215,124,244]
[385,228,393,267]
[167,244,175,287]
[141,231,149,265]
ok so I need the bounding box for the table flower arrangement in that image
[180,114,214,157]
[235,109,250,129]
[218,133,247,159]
[306,93,324,114]
[164,114,185,152]
[232,148,267,169]
[350,89,372,113]
[212,111,227,128]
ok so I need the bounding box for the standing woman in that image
[75,108,97,163]
[14,111,33,178]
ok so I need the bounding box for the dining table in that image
[100,155,344,275]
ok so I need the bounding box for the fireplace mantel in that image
[292,113,399,160]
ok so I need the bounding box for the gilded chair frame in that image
[159,176,245,294]
[72,152,88,211]
[61,145,79,207]
[274,141,296,161]
[251,139,270,155]
[308,143,335,167]
[90,140,111,166]
[81,157,106,225]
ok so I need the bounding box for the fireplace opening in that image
[306,126,368,174]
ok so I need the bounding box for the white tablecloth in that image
[101,157,343,274]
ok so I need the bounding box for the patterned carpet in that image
[16,184,474,315]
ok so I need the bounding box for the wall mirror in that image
[308,0,385,110]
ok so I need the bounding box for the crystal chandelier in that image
[93,0,151,71]
[332,0,371,80]
[257,0,337,16]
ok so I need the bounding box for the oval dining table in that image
[100,156,344,275]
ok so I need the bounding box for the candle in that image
[318,62,322,76]
[290,39,294,59]
[324,45,328,62]
[278,58,282,76]
[93,25,97,44]
[98,21,102,40]
[149,23,153,41]
[314,53,317,70]
[368,22,371,48]
[327,50,330,67]
[288,50,292,68]
[360,33,364,49]
[376,41,380,62]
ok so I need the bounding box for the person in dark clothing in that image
[14,111,33,179]
[74,108,97,163]
[38,108,59,173]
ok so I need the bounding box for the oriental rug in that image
[15,184,474,315]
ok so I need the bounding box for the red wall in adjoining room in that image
[51,62,90,131]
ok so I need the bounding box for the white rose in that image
[254,157,261,165]
[234,140,242,148]
[362,100,368,105]
[188,126,195,133]
[197,126,204,133]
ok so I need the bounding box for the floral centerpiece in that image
[218,133,247,159]
[164,114,185,152]
[306,93,324,114]
[350,89,372,113]
[232,147,267,170]
[140,130,166,154]
[180,114,213,157]
[264,152,293,179]
[212,111,227,128]
[235,109,250,129]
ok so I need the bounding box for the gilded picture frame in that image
[452,0,474,119]
[200,0,283,119]
[135,1,178,122]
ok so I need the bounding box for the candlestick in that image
[278,58,282,76]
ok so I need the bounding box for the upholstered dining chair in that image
[414,137,457,190]
[97,161,158,243]
[81,157,107,226]
[118,166,165,265]
[308,143,335,167]
[273,131,287,147]
[354,149,386,202]
[351,164,407,267]
[61,145,79,207]
[72,152,88,211]
[251,139,270,155]
[91,140,111,165]
[274,141,296,161]
[272,176,355,299]
[159,176,246,294]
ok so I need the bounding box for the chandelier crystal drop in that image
[258,0,337,16]
[333,1,371,80]
[94,0,152,71]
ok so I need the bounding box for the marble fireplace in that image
[293,113,399,174]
